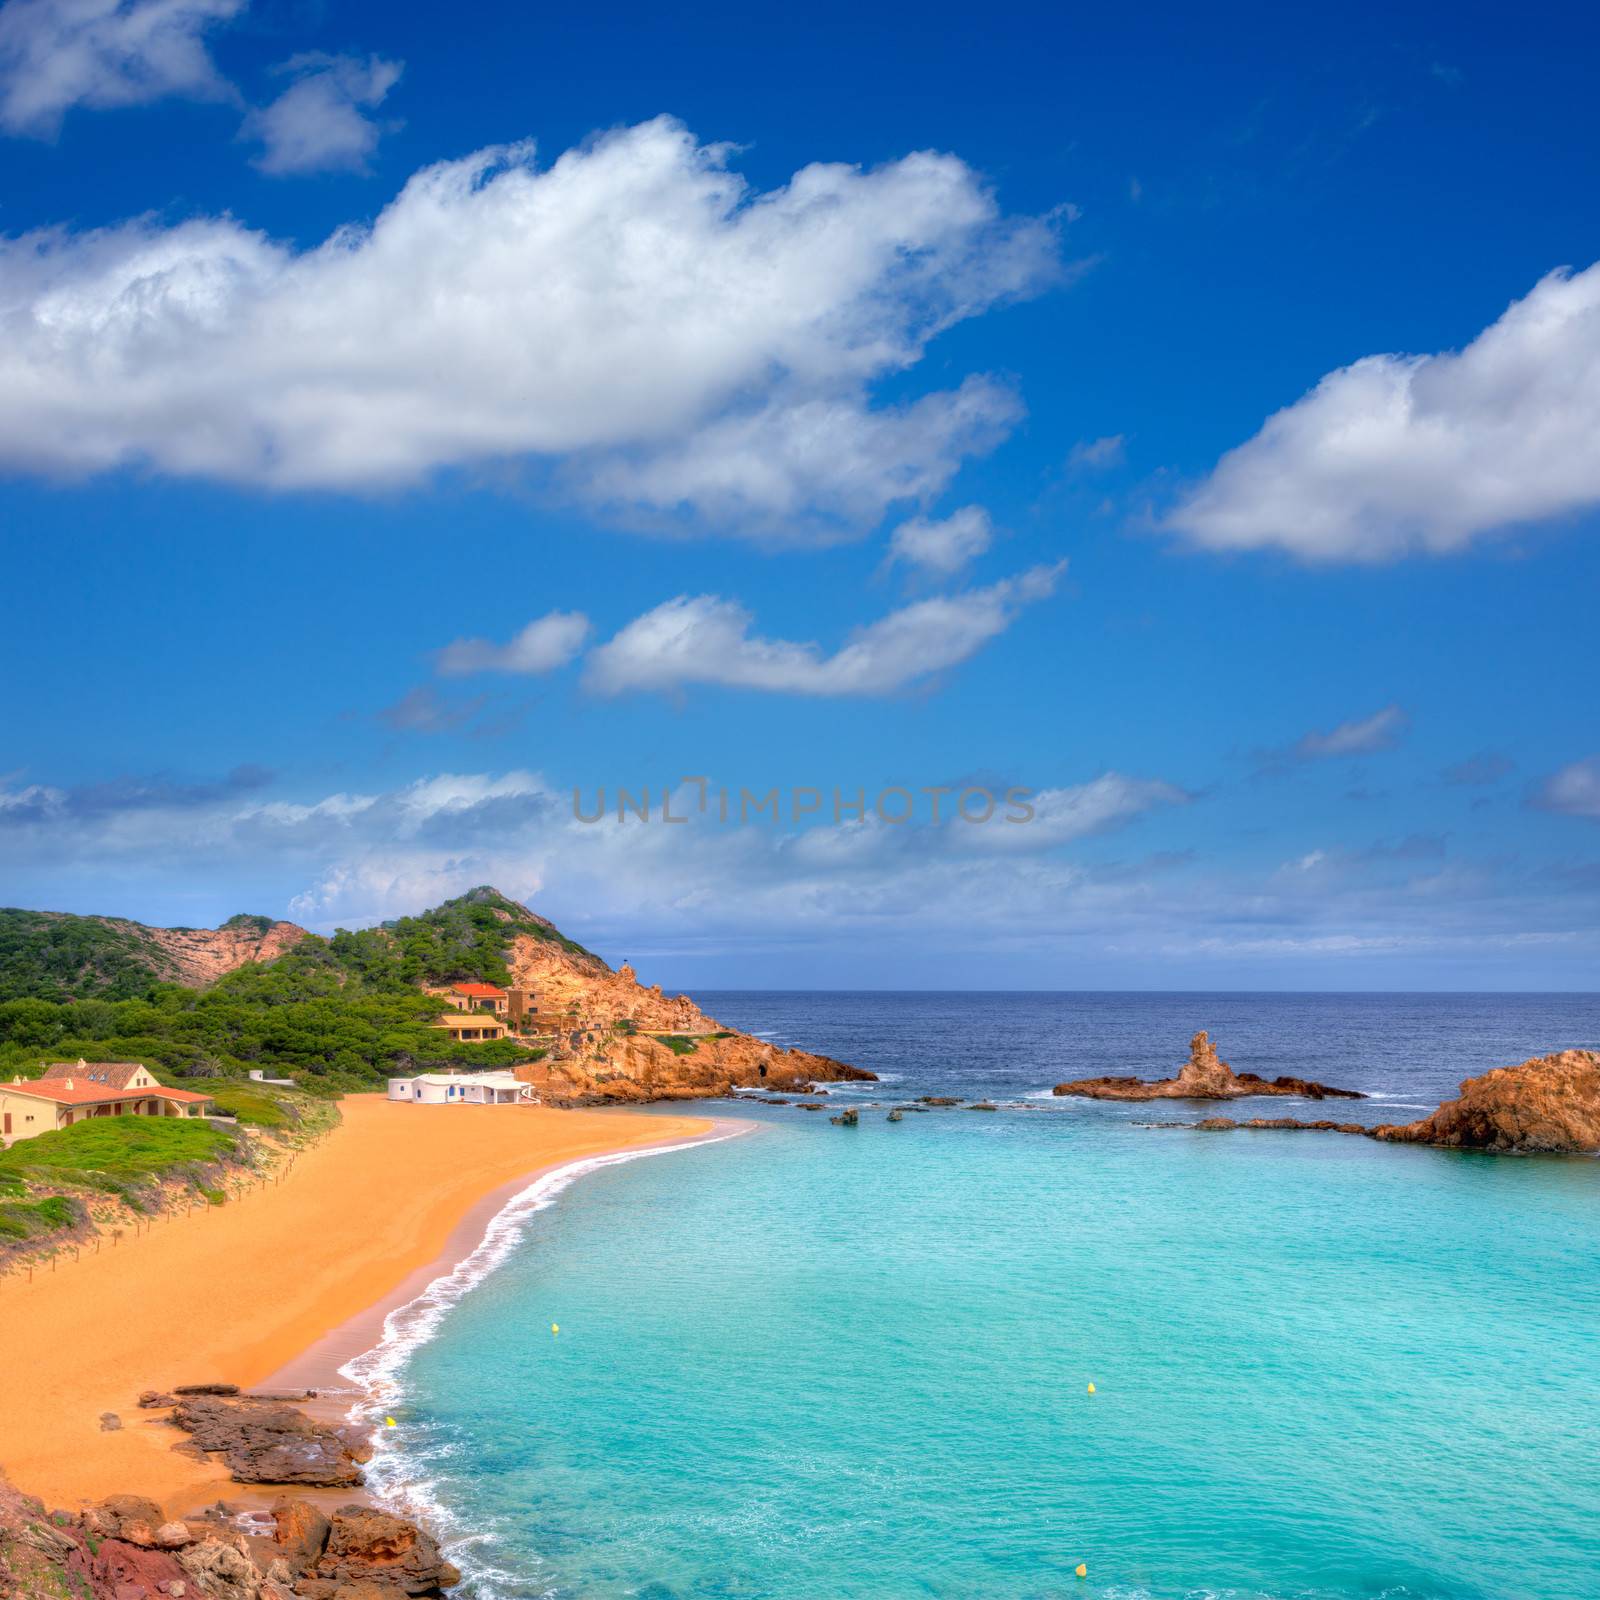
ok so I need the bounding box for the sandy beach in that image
[0,1095,716,1514]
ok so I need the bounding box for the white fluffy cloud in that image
[244,51,401,176]
[0,0,241,136]
[583,563,1064,696]
[1531,756,1600,818]
[887,504,994,574]
[1166,262,1600,560]
[434,610,591,677]
[0,117,1060,537]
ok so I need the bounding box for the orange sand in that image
[0,1095,712,1513]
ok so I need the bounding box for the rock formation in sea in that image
[1053,1031,1363,1102]
[1161,1049,1600,1155]
[1372,1048,1600,1153]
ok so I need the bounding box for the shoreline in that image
[0,1097,729,1514]
[263,1115,750,1403]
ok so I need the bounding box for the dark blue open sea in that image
[348,993,1600,1600]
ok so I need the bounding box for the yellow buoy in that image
[1087,1382,1096,1394]
[551,1323,560,1336]
[384,1417,397,1428]
[1075,1562,1087,1579]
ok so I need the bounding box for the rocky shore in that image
[1053,1031,1363,1102]
[1166,1048,1600,1154]
[0,1388,459,1598]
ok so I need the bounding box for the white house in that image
[386,1071,533,1106]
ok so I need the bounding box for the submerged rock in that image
[916,1096,962,1106]
[829,1106,860,1126]
[1054,1031,1363,1102]
[886,1108,904,1122]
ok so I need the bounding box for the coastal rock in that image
[1053,1031,1363,1103]
[1,1474,456,1600]
[886,1109,903,1122]
[917,1096,962,1106]
[96,1496,166,1547]
[310,1505,459,1596]
[491,910,877,1105]
[967,1102,999,1112]
[1372,1049,1600,1153]
[269,1500,332,1577]
[1157,1049,1600,1155]
[140,1391,178,1409]
[175,1384,242,1398]
[169,1397,364,1487]
[100,1411,123,1431]
[829,1107,859,1126]
[178,1536,272,1600]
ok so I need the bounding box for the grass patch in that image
[0,1193,80,1241]
[652,1034,698,1055]
[0,1115,237,1195]
[203,1080,293,1127]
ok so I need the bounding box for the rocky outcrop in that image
[0,1477,458,1599]
[139,916,310,987]
[1054,1031,1363,1102]
[1155,1049,1600,1155]
[168,1395,366,1486]
[1371,1048,1600,1153]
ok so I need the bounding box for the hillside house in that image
[441,983,510,1015]
[431,1013,510,1042]
[0,1061,216,1146]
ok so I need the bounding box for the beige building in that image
[0,1061,216,1146]
[431,1014,511,1043]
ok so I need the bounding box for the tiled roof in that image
[6,1079,147,1106]
[5,1074,213,1108]
[450,983,507,998]
[40,1061,146,1089]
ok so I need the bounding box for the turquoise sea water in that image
[353,995,1600,1600]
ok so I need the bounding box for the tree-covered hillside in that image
[0,888,585,1091]
[0,909,188,1001]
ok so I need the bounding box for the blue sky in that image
[1,0,1597,988]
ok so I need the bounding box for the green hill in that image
[0,887,589,1093]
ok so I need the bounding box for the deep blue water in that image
[352,994,1600,1600]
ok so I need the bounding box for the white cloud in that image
[1166,262,1600,561]
[584,379,1020,540]
[0,117,1061,538]
[583,562,1065,697]
[1531,756,1600,818]
[434,610,590,677]
[886,504,993,574]
[244,51,401,176]
[0,0,242,136]
[1067,433,1125,471]
[1291,704,1410,761]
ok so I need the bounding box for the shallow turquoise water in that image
[365,1091,1600,1600]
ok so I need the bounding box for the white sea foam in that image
[337,1128,740,1573]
